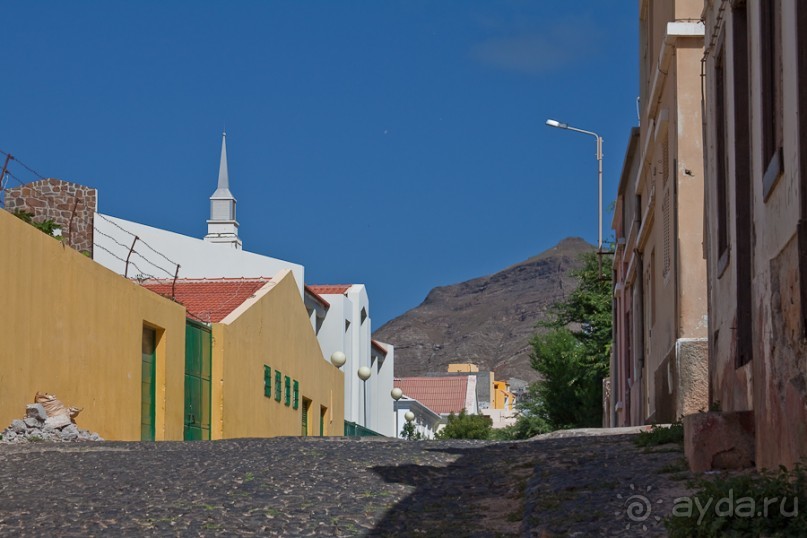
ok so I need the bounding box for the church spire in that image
[216,131,231,193]
[204,131,242,249]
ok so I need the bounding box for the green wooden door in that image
[141,327,156,441]
[184,321,211,440]
[320,406,326,436]
[301,398,311,436]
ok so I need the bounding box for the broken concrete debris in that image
[1,396,102,444]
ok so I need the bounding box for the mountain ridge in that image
[374,237,594,382]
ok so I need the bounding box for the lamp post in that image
[545,119,604,252]
[357,366,372,428]
[391,387,403,438]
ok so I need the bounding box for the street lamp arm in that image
[564,125,600,140]
[545,117,604,251]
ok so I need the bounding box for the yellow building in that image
[492,380,515,411]
[447,363,479,373]
[445,363,516,411]
[0,208,343,440]
[142,273,344,439]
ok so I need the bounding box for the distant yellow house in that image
[492,380,515,411]
[447,363,479,373]
[446,363,516,412]
[0,208,343,440]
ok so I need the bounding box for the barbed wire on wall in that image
[1,147,184,301]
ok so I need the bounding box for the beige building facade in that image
[610,0,708,426]
[700,0,807,469]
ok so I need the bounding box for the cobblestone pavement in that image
[0,434,691,537]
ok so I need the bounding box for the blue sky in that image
[2,1,638,326]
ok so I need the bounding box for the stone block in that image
[26,404,48,421]
[11,420,26,433]
[44,415,72,430]
[676,339,709,417]
[61,424,79,436]
[23,417,42,429]
[684,411,755,473]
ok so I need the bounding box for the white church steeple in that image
[204,132,242,249]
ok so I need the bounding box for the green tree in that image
[490,384,552,440]
[435,409,492,440]
[400,421,423,440]
[527,251,612,431]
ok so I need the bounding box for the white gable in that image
[93,212,304,295]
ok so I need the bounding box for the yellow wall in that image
[0,209,187,441]
[493,380,515,411]
[447,363,479,373]
[211,269,344,438]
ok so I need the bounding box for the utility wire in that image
[0,148,47,181]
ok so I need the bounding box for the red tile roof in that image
[307,284,352,295]
[140,278,271,323]
[394,376,468,415]
[304,285,331,308]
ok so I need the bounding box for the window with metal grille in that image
[263,365,271,398]
[274,370,282,402]
[662,188,671,278]
[284,376,291,406]
[292,380,299,409]
[662,138,670,186]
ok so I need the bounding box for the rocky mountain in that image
[374,237,594,383]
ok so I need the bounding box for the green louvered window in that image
[275,370,282,402]
[284,376,291,406]
[263,365,271,397]
[292,380,299,409]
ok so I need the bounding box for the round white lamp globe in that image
[391,387,403,401]
[330,351,346,369]
[404,411,415,422]
[357,366,372,381]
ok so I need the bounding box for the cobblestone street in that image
[0,433,690,536]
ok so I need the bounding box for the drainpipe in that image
[633,193,646,425]
[610,293,618,428]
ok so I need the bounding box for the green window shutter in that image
[275,371,282,402]
[263,365,271,398]
[293,380,299,409]
[284,376,291,406]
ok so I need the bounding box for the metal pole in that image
[545,121,603,252]
[394,400,399,438]
[363,380,367,428]
[597,135,603,252]
[0,154,12,192]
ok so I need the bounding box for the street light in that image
[358,366,372,428]
[330,351,346,369]
[545,118,604,252]
[391,387,403,439]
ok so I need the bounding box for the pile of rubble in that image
[1,394,103,444]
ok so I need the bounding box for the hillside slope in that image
[374,237,593,382]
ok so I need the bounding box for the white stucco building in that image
[393,397,442,439]
[306,284,396,437]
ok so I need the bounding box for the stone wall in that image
[3,178,97,255]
